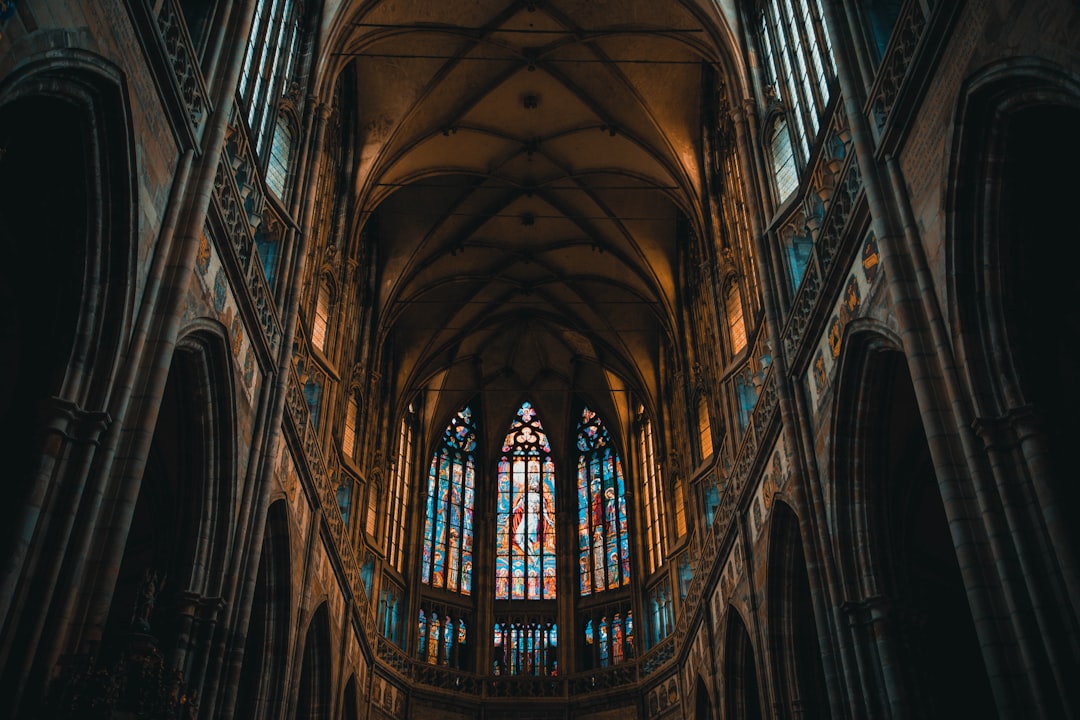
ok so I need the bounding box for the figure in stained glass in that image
[422,407,477,595]
[576,407,631,595]
[495,401,557,601]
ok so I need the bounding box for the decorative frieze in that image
[866,0,929,135]
[284,372,378,647]
[211,157,282,353]
[154,0,208,130]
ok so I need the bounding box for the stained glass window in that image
[421,407,476,595]
[576,407,630,595]
[582,607,634,668]
[417,604,470,667]
[495,402,556,600]
[493,620,557,676]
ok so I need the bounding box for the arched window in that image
[673,478,687,539]
[254,222,279,286]
[757,0,836,181]
[582,607,634,668]
[302,375,322,429]
[417,603,470,667]
[387,406,415,572]
[769,113,799,201]
[726,282,747,354]
[860,0,903,64]
[638,412,667,574]
[380,581,403,647]
[341,393,359,460]
[239,0,303,155]
[495,401,556,601]
[576,407,630,595]
[365,477,380,540]
[784,223,814,291]
[697,396,713,461]
[265,112,294,198]
[647,579,673,648]
[336,477,351,524]
[421,406,477,595]
[311,276,331,353]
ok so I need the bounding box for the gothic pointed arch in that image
[765,501,829,718]
[341,673,360,720]
[421,404,479,595]
[495,400,557,602]
[294,603,333,720]
[947,58,1080,590]
[235,499,293,719]
[828,321,903,599]
[100,326,236,671]
[0,50,136,592]
[575,405,631,596]
[723,607,763,720]
[835,343,995,717]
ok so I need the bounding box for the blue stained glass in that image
[423,407,477,595]
[496,402,557,600]
[576,407,631,595]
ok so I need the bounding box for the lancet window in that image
[421,407,477,595]
[495,402,557,601]
[576,408,630,596]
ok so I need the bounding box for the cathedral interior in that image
[0,0,1078,718]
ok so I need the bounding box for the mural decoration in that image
[712,535,745,633]
[809,231,881,408]
[748,433,792,541]
[274,438,309,545]
[194,231,261,403]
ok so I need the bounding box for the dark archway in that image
[999,105,1080,562]
[294,604,332,720]
[947,62,1080,713]
[100,331,234,681]
[694,674,713,720]
[0,55,136,717]
[0,95,86,544]
[235,500,292,718]
[723,609,762,720]
[766,502,829,718]
[341,674,359,720]
[870,352,995,719]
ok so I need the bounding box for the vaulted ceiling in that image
[320,0,743,450]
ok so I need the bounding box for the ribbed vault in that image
[320,0,742,446]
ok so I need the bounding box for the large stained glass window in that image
[421,407,476,595]
[495,402,556,600]
[576,408,630,595]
